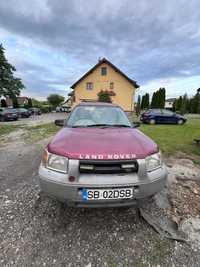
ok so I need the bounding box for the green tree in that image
[160,88,166,108]
[185,95,190,113]
[47,94,65,109]
[12,95,19,108]
[195,89,200,114]
[151,90,160,108]
[27,98,33,108]
[151,92,156,108]
[141,93,149,110]
[0,44,24,98]
[141,95,145,110]
[180,94,188,114]
[31,98,42,108]
[187,89,200,114]
[0,99,7,107]
[145,93,150,109]
[136,95,141,116]
[151,88,166,108]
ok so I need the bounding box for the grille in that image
[79,160,138,174]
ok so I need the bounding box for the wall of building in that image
[73,63,136,111]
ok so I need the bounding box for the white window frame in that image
[101,67,107,76]
[86,82,93,90]
[110,82,114,89]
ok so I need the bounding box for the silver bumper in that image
[38,159,168,208]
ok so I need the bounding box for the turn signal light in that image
[42,149,48,166]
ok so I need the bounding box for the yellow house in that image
[70,58,139,111]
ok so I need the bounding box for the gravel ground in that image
[0,128,200,266]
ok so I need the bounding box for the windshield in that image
[2,108,16,114]
[67,105,131,127]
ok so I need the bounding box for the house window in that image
[86,82,93,90]
[110,82,114,89]
[101,67,107,76]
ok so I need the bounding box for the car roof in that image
[146,109,161,112]
[77,101,119,107]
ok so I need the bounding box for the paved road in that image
[0,112,67,126]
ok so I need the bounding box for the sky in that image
[0,0,200,100]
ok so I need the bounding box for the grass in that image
[139,119,200,158]
[0,124,24,136]
[24,123,59,143]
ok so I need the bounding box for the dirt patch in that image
[0,129,26,147]
[167,158,200,181]
[166,158,200,220]
[169,180,200,219]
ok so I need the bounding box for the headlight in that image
[145,152,162,172]
[42,149,68,173]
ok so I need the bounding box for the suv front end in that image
[39,150,167,207]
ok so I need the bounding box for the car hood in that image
[176,114,185,119]
[48,127,158,160]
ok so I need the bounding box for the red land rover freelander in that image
[39,102,167,207]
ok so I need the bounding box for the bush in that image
[0,99,7,107]
[98,90,115,103]
[47,94,64,109]
[40,105,52,113]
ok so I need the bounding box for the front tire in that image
[149,119,156,125]
[177,119,184,125]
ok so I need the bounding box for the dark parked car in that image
[140,109,187,125]
[56,106,71,113]
[29,108,42,115]
[0,108,18,121]
[16,108,31,118]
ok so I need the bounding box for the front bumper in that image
[38,160,168,208]
[140,117,150,123]
[5,116,18,121]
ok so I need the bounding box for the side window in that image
[152,109,162,115]
[86,82,93,90]
[101,67,107,76]
[110,82,114,89]
[162,109,173,115]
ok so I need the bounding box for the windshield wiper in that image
[86,124,111,127]
[109,124,131,128]
[70,124,107,128]
[71,124,131,128]
[86,124,131,128]
[71,125,88,128]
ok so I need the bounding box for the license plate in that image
[82,188,133,200]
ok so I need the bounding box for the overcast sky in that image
[0,0,200,100]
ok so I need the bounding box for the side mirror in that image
[133,122,140,128]
[55,119,65,127]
